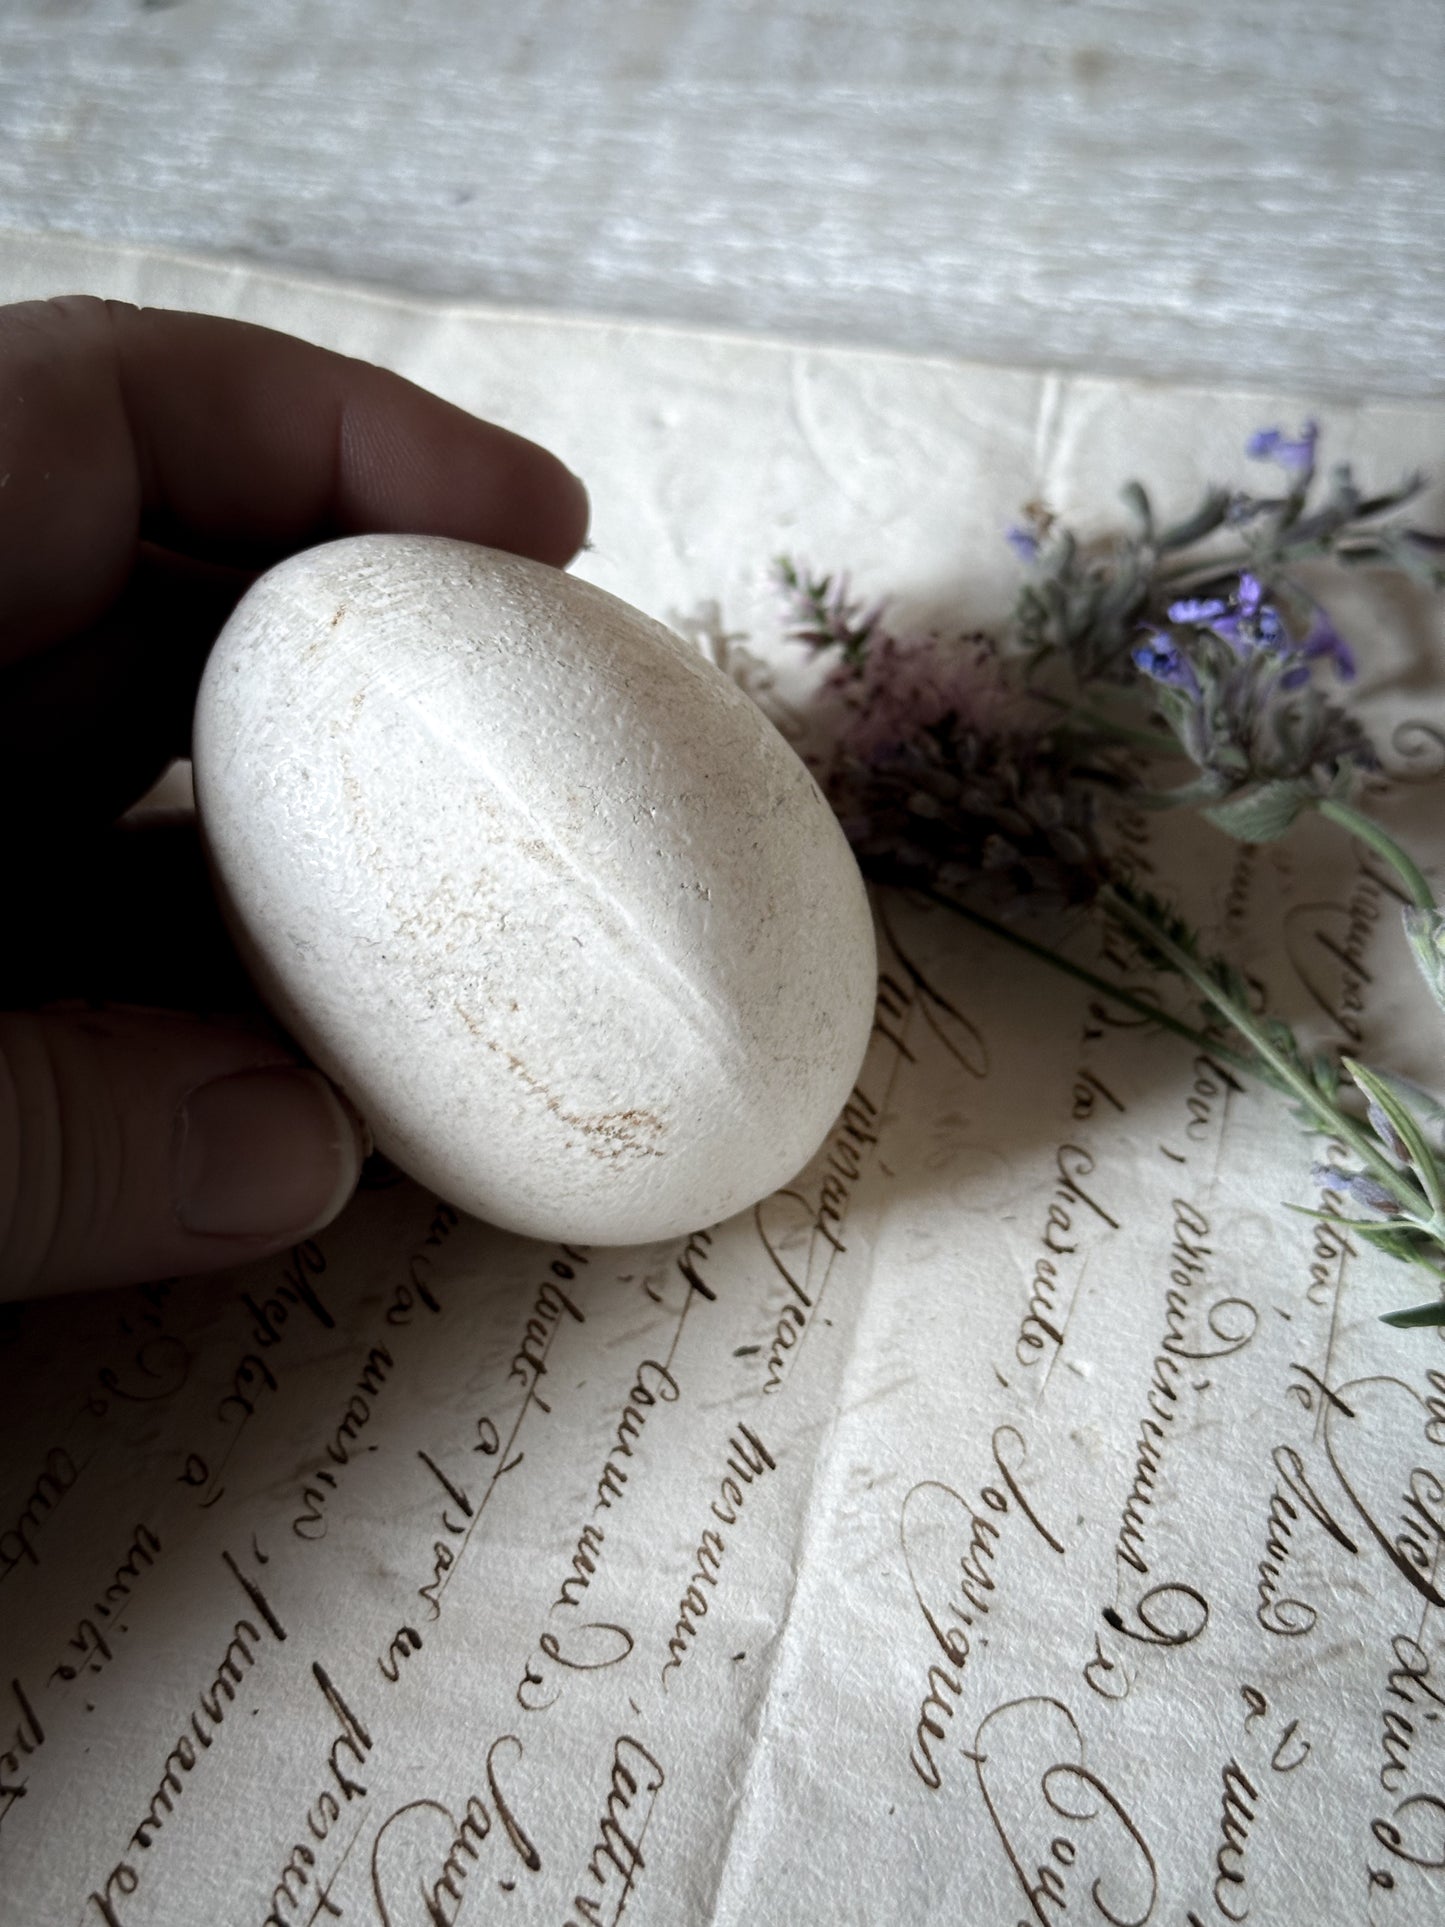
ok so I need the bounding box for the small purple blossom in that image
[1299,611,1356,681]
[1131,568,1377,786]
[1005,524,1040,563]
[1227,576,1282,645]
[1132,633,1199,693]
[1166,596,1228,625]
[1165,574,1286,656]
[1247,422,1319,473]
[1312,1163,1403,1215]
[1237,573,1264,616]
[1365,1097,1410,1163]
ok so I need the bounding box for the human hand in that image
[0,297,588,1299]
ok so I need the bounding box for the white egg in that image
[193,535,877,1244]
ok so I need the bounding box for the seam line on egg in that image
[410,687,748,1072]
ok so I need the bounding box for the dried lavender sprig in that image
[1020,430,1441,955]
[1011,424,1445,712]
[772,432,1445,1325]
[995,866,1445,1322]
[1151,461,1444,597]
[1104,440,1445,1319]
[1100,882,1437,1226]
[917,824,1445,1320]
[1097,885,1445,1325]
[776,553,1341,1096]
[774,562,1131,915]
[773,559,884,669]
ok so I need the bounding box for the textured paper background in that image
[2,234,1445,1926]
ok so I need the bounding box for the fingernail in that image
[173,1067,367,1240]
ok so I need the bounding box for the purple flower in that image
[1166,573,1287,656]
[1166,596,1228,625]
[1246,422,1319,473]
[1005,524,1040,563]
[1230,574,1282,645]
[1133,633,1199,693]
[1365,1097,1410,1162]
[1312,1162,1402,1215]
[1299,611,1356,681]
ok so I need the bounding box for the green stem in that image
[1100,884,1435,1220]
[1150,542,1335,593]
[910,885,1257,1077]
[1152,532,1324,593]
[1316,797,1436,911]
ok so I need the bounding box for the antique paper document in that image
[3,234,1445,1925]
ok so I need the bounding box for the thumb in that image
[1,1007,367,1299]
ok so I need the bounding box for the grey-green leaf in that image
[1203,779,1315,843]
[1157,487,1231,550]
[1381,1298,1445,1330]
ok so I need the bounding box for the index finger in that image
[0,297,590,663]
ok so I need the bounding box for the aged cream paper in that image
[3,233,1445,1926]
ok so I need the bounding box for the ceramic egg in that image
[193,535,877,1244]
